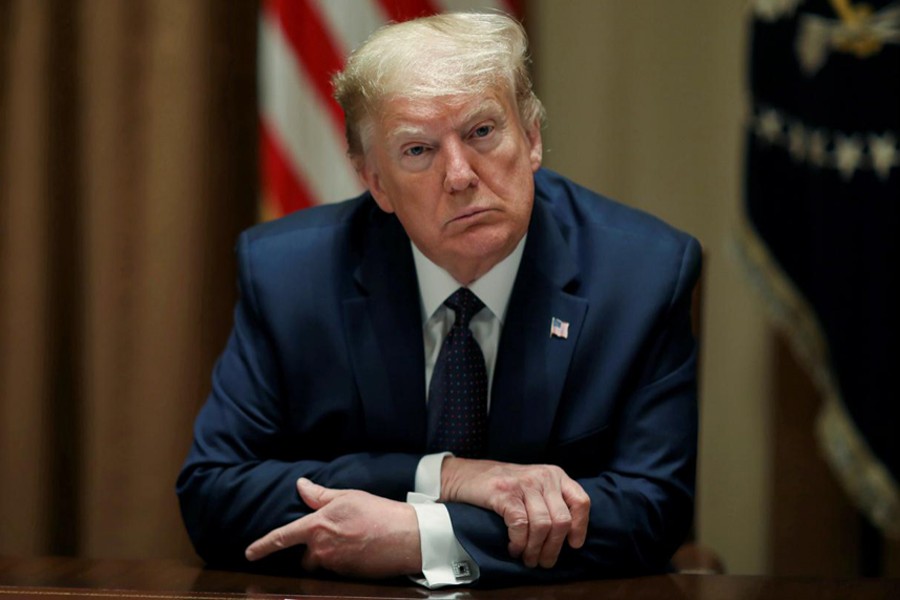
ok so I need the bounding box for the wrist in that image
[439,456,461,502]
[401,503,424,573]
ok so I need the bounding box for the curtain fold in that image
[0,0,258,560]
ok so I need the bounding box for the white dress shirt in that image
[407,236,526,588]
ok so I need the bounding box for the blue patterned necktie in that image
[427,287,488,458]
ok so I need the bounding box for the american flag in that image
[550,317,569,339]
[259,0,524,220]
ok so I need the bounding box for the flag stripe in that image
[503,0,522,16]
[377,0,441,22]
[259,12,362,204]
[438,0,512,13]
[265,0,346,133]
[260,119,315,214]
[312,0,388,56]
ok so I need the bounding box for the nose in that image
[443,139,478,193]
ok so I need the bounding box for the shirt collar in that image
[412,235,526,325]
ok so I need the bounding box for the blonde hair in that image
[332,12,545,157]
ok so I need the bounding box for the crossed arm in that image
[178,321,696,584]
[243,458,591,577]
[178,350,695,584]
[177,230,700,585]
[176,284,597,581]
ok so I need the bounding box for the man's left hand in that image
[440,457,590,569]
[245,478,422,578]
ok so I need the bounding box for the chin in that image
[457,230,517,263]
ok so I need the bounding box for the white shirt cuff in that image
[415,451,452,498]
[407,496,480,588]
[407,452,478,588]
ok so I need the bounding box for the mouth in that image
[447,207,493,225]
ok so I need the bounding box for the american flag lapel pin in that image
[550,317,569,339]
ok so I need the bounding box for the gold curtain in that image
[0,0,258,560]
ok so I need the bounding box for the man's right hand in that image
[245,478,421,578]
[440,457,590,569]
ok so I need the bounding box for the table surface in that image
[1,556,899,600]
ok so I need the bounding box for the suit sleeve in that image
[175,232,420,570]
[447,237,702,586]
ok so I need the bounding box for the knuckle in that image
[271,529,288,550]
[530,517,552,535]
[304,548,325,570]
[531,465,560,487]
[537,463,559,477]
[574,494,591,511]
[549,524,570,542]
[552,512,573,530]
[305,537,332,561]
[505,510,529,529]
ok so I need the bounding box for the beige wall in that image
[530,0,772,573]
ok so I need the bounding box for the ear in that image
[525,120,543,172]
[357,154,395,214]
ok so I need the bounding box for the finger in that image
[503,500,529,559]
[561,480,591,549]
[245,516,312,561]
[296,477,341,510]
[300,547,320,572]
[520,489,553,568]
[537,489,573,568]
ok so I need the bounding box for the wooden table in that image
[1,556,899,599]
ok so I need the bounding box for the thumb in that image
[296,477,338,510]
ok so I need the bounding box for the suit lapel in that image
[488,199,588,462]
[339,192,587,458]
[342,207,427,452]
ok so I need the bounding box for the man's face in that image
[359,89,543,284]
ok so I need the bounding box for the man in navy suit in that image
[177,12,700,588]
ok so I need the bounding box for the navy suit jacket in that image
[177,169,701,586]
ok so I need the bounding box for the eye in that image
[404,145,426,157]
[472,125,493,138]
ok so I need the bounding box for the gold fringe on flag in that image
[734,219,900,539]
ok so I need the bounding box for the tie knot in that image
[445,288,484,328]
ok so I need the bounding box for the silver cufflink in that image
[452,561,472,578]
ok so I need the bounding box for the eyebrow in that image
[456,98,504,128]
[388,124,429,142]
[385,98,505,144]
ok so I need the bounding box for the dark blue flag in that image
[739,0,899,537]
